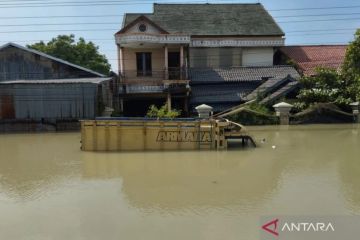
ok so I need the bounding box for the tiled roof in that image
[123,3,284,36]
[280,45,347,76]
[190,66,300,84]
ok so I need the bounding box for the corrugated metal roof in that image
[0,77,112,84]
[0,42,105,77]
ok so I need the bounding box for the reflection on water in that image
[0,124,359,240]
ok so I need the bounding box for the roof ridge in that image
[125,13,152,15]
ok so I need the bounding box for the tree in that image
[28,35,111,75]
[297,29,360,108]
[297,68,344,108]
[342,29,360,101]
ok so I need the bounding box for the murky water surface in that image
[0,124,359,240]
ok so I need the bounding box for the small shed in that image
[0,42,115,122]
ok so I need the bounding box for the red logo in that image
[262,219,279,237]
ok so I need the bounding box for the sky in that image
[0,0,359,72]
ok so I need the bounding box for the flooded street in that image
[0,124,359,240]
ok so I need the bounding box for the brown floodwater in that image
[0,124,359,240]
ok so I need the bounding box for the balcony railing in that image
[116,33,191,45]
[119,68,190,94]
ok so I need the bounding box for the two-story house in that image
[115,3,299,116]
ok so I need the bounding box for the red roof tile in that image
[280,45,347,76]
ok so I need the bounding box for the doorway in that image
[168,52,180,80]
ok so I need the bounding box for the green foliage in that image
[343,30,360,79]
[295,29,360,109]
[342,29,360,101]
[297,67,355,108]
[247,102,273,115]
[298,67,339,102]
[228,103,278,125]
[28,35,111,75]
[146,104,181,119]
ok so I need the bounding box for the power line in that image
[0,22,121,27]
[2,11,360,20]
[0,14,123,20]
[0,18,360,29]
[0,0,220,8]
[0,27,357,43]
[0,28,118,34]
[287,28,357,33]
[278,17,360,24]
[274,12,360,18]
[0,1,359,10]
[268,5,360,11]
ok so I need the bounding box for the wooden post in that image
[180,45,184,79]
[164,45,168,80]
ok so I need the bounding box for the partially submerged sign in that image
[156,130,212,143]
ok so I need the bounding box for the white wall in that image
[242,48,274,66]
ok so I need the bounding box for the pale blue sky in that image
[0,0,359,71]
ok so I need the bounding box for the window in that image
[138,24,147,32]
[136,52,152,76]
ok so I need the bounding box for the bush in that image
[146,104,181,118]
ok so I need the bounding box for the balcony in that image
[116,33,191,46]
[119,68,190,95]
